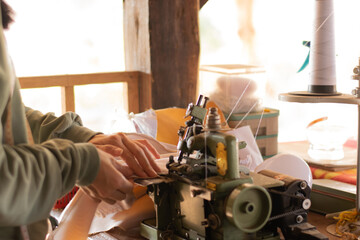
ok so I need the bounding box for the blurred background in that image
[5,0,360,142]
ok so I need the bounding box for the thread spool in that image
[308,0,337,95]
[291,0,340,96]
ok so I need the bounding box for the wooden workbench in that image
[86,211,339,240]
[308,211,340,240]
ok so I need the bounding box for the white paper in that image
[227,125,263,171]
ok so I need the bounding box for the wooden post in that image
[124,0,200,109]
[138,72,152,111]
[200,0,208,8]
[61,86,75,113]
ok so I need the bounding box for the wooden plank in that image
[19,75,69,88]
[61,86,75,113]
[123,0,151,74]
[138,72,152,112]
[200,0,208,8]
[18,71,140,88]
[148,0,200,109]
[69,72,139,86]
[127,80,140,114]
[124,0,200,109]
[19,71,150,114]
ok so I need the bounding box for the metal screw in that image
[296,215,304,223]
[354,67,360,75]
[299,181,307,190]
[302,199,311,210]
[352,88,360,97]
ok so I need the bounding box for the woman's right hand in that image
[81,149,134,204]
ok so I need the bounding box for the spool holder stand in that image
[279,57,360,212]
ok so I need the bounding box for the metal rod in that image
[355,57,360,212]
[357,103,360,212]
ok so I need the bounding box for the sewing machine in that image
[136,95,328,240]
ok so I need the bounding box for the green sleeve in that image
[0,139,100,226]
[0,20,101,228]
[25,107,101,144]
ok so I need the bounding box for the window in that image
[5,0,360,141]
[5,0,126,133]
[199,0,360,142]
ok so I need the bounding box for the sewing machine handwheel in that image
[225,183,272,233]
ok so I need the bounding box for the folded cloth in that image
[310,167,357,186]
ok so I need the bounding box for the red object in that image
[53,186,79,209]
[310,167,357,186]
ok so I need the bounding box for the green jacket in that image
[0,11,100,240]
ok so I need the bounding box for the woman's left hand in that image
[89,133,161,178]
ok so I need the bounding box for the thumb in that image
[115,172,134,194]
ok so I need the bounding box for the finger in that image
[119,149,148,177]
[111,133,157,177]
[113,161,134,178]
[135,139,161,159]
[135,141,161,173]
[114,171,134,194]
[121,136,158,177]
[94,144,123,157]
[90,134,119,146]
[125,146,157,177]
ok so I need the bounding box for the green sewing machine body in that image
[136,95,328,240]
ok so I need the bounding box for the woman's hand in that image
[89,133,161,178]
[81,149,134,205]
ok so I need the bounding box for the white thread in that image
[254,108,265,140]
[234,100,259,129]
[309,0,336,86]
[225,78,252,122]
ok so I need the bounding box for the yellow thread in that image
[216,142,227,176]
[206,182,217,191]
[333,209,360,239]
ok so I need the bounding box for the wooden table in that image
[86,211,339,240]
[308,211,340,240]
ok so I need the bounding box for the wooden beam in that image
[124,0,200,109]
[200,0,208,9]
[18,71,151,114]
[126,80,140,114]
[138,72,152,112]
[123,0,151,74]
[61,86,75,113]
[18,71,140,88]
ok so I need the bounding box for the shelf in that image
[279,90,360,213]
[279,92,360,105]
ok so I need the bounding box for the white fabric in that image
[254,153,313,187]
[227,125,264,170]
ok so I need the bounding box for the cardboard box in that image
[227,108,279,159]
